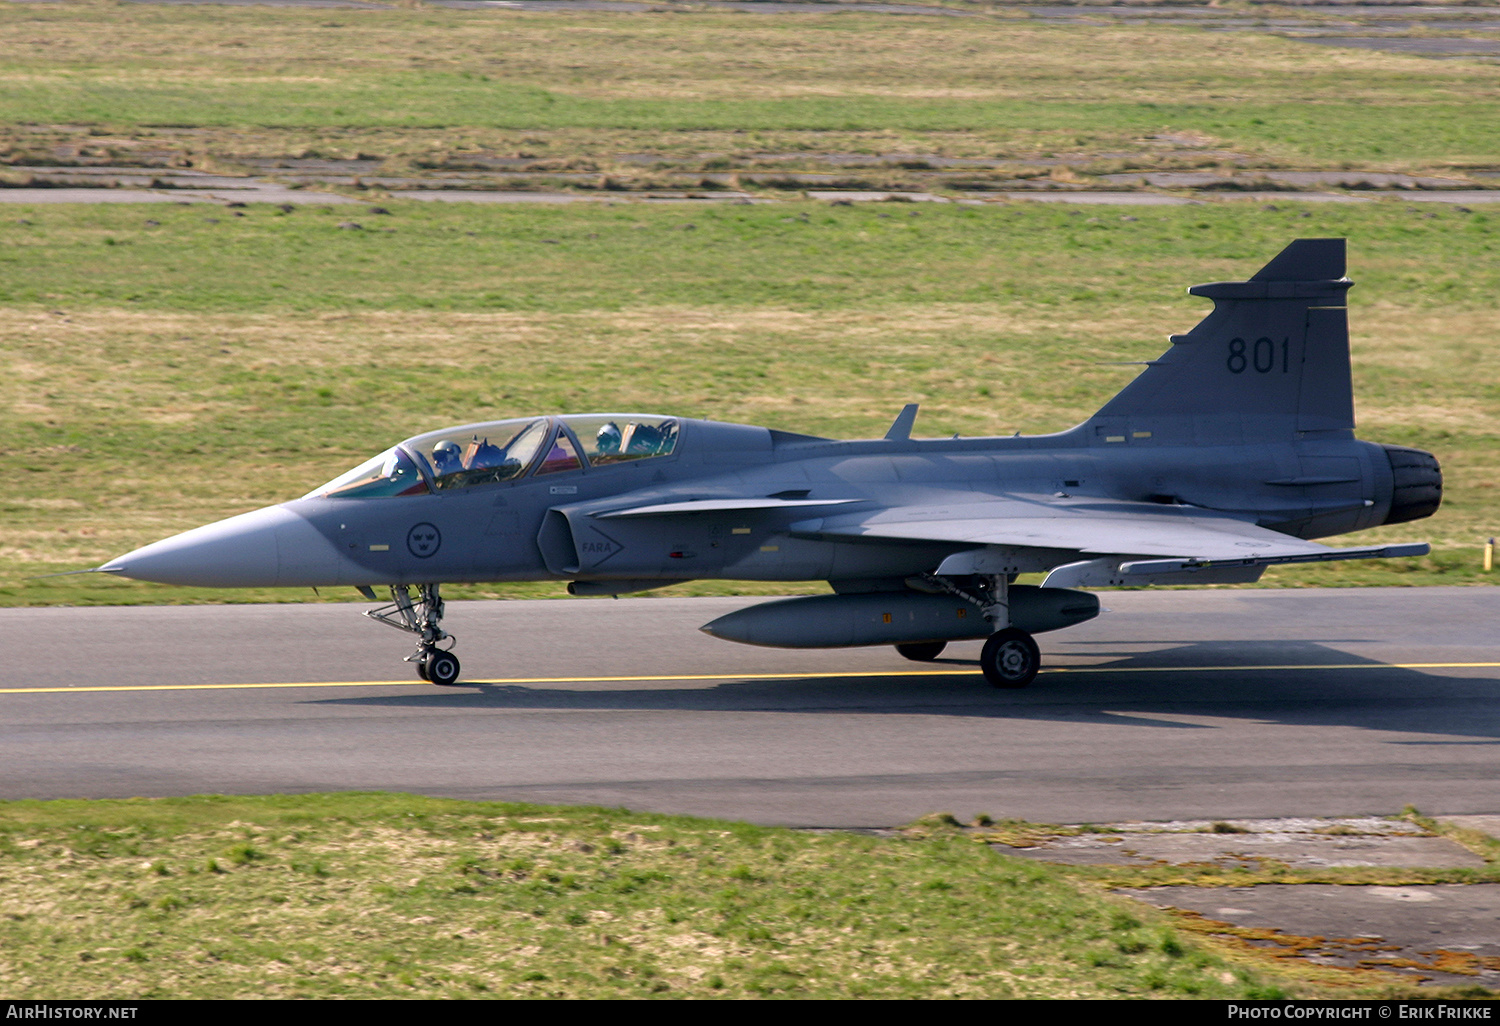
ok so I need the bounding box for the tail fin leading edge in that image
[1089,238,1355,445]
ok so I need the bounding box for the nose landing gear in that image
[364,583,462,685]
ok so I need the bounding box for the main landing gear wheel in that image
[423,648,461,687]
[980,628,1040,689]
[896,641,947,662]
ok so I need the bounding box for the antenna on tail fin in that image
[1087,238,1354,445]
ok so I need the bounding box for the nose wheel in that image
[363,583,462,685]
[421,647,462,687]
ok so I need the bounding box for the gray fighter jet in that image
[102,239,1441,687]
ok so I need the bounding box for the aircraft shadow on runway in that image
[304,639,1500,740]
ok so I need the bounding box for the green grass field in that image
[8,792,1494,999]
[4,3,1500,173]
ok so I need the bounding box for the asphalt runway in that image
[2,587,1498,828]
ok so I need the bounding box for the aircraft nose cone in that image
[103,506,322,588]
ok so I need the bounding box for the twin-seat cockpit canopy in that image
[307,415,680,500]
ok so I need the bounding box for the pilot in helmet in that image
[431,439,464,476]
[595,422,622,456]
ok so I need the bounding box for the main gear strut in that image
[363,583,461,685]
[917,572,1039,688]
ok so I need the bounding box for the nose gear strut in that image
[363,583,461,685]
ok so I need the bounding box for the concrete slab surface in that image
[1008,828,1485,870]
[1120,883,1500,988]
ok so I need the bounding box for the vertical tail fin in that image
[1088,239,1354,445]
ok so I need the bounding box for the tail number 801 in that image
[1227,336,1290,375]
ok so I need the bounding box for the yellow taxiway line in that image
[3,662,1499,695]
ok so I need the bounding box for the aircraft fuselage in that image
[114,416,1421,591]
